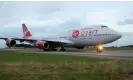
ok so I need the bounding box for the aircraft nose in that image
[117,32,122,39]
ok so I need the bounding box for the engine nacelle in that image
[35,41,49,49]
[6,39,16,47]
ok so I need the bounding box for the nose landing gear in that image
[60,47,66,51]
[97,44,104,53]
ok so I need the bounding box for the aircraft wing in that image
[0,38,8,40]
[43,39,74,44]
[0,37,73,45]
[0,37,36,43]
[11,38,37,42]
[12,38,74,44]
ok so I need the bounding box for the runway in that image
[1,48,133,60]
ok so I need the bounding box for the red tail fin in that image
[22,24,32,39]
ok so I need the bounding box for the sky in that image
[0,1,133,48]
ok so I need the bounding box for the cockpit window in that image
[101,25,108,28]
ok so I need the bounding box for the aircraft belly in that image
[67,35,111,47]
[74,37,106,46]
[71,38,93,45]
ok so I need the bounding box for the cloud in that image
[0,1,133,48]
[118,17,133,25]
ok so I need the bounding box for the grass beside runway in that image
[0,51,133,80]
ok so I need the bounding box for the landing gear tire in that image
[60,47,66,51]
[60,49,66,51]
[51,49,57,51]
[60,48,66,51]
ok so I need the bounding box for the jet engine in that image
[35,41,49,49]
[6,39,16,47]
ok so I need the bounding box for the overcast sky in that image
[0,1,133,48]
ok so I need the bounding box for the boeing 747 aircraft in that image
[0,24,122,53]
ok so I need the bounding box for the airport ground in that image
[0,47,133,80]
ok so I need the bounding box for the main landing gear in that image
[43,47,66,51]
[96,44,104,53]
[60,47,66,51]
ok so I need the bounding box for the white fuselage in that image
[41,25,122,48]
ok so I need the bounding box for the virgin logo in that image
[72,30,79,38]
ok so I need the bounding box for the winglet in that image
[22,24,32,39]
